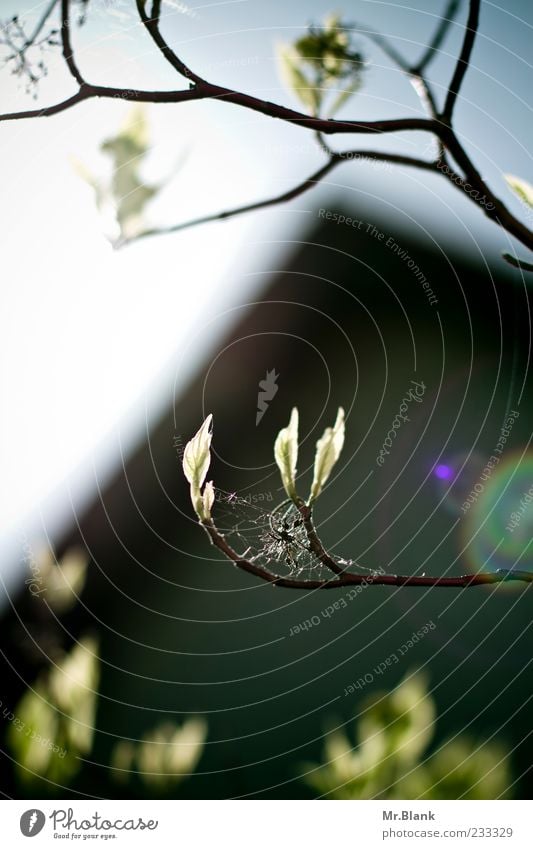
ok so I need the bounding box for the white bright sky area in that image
[0,0,532,594]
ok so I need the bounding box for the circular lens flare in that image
[462,451,533,580]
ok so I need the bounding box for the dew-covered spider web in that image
[212,489,377,581]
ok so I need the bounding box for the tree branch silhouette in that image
[1,0,532,259]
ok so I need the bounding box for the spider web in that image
[212,489,373,581]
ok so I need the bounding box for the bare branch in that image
[0,83,212,123]
[442,0,480,121]
[0,88,90,120]
[60,0,84,86]
[27,0,59,46]
[441,129,533,251]
[348,3,461,157]
[135,0,207,86]
[124,151,438,245]
[414,0,461,73]
[502,253,533,273]
[0,0,531,264]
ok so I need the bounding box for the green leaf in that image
[274,407,299,502]
[277,44,322,115]
[101,106,160,240]
[183,415,213,492]
[309,407,345,502]
[202,480,215,521]
[504,174,533,209]
[328,79,362,117]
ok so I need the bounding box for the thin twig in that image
[123,151,438,244]
[26,0,59,47]
[349,2,461,159]
[60,0,84,86]
[414,0,461,73]
[442,0,480,121]
[502,253,533,272]
[135,0,207,86]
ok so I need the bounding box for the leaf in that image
[202,480,215,520]
[183,415,213,492]
[274,407,299,502]
[100,106,160,240]
[309,407,345,502]
[328,79,362,118]
[277,44,321,115]
[504,174,533,209]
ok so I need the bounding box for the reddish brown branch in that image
[201,518,533,590]
[60,0,84,86]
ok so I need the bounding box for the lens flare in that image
[462,451,533,579]
[432,451,487,516]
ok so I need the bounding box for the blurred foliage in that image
[278,14,365,117]
[111,717,207,791]
[303,671,511,799]
[505,174,533,210]
[29,546,87,613]
[8,636,99,787]
[502,174,533,270]
[73,106,164,244]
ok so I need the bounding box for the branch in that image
[135,0,207,86]
[349,1,461,157]
[60,0,84,86]
[27,0,59,47]
[2,1,435,134]
[502,253,533,273]
[124,151,438,244]
[414,0,461,73]
[201,517,533,590]
[1,0,532,262]
[441,129,533,251]
[442,0,480,121]
[0,88,90,120]
[0,83,209,122]
[133,0,435,136]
